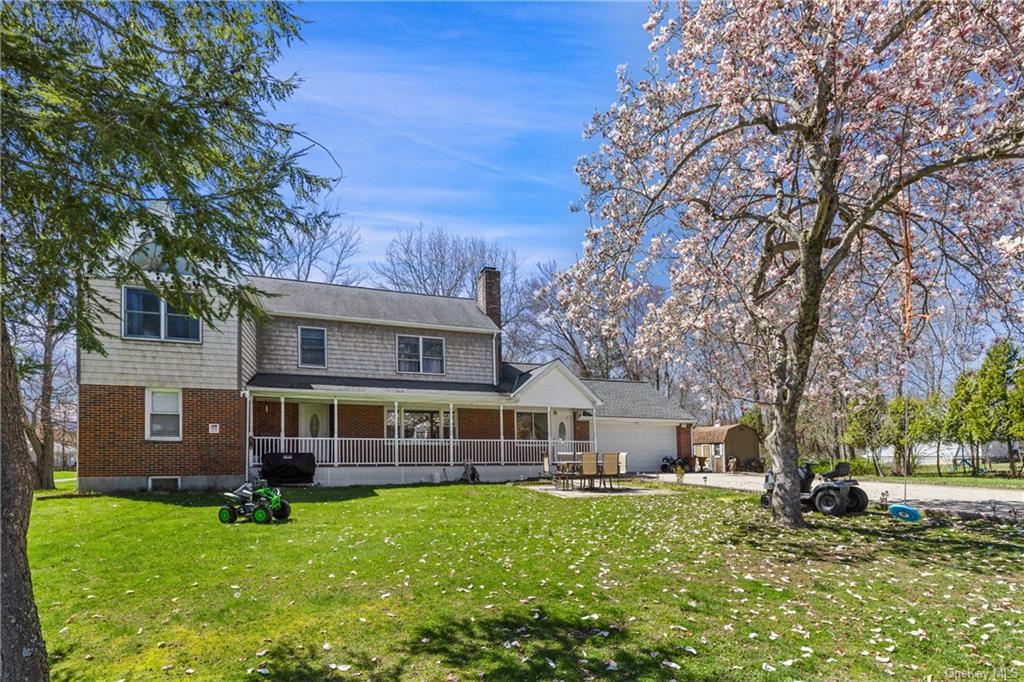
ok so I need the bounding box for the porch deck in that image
[249,437,595,468]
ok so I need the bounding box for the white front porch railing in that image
[249,437,596,468]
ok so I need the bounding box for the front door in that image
[299,403,330,438]
[555,412,573,443]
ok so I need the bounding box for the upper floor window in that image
[298,326,327,368]
[396,335,444,374]
[123,287,200,343]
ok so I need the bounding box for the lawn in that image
[854,464,1024,490]
[30,482,1024,681]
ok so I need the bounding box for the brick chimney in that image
[476,266,502,363]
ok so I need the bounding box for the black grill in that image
[260,451,316,485]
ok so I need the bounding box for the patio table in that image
[555,453,616,490]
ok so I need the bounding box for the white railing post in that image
[393,400,399,466]
[499,404,505,465]
[279,396,285,451]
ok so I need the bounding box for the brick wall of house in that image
[253,399,298,437]
[574,416,590,441]
[336,404,385,438]
[79,385,245,478]
[457,408,514,439]
[676,424,692,463]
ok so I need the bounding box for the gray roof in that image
[582,378,696,422]
[249,373,502,395]
[500,361,546,392]
[249,277,499,333]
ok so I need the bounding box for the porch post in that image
[333,397,339,466]
[279,396,285,450]
[546,405,552,460]
[245,392,253,474]
[592,407,598,451]
[448,403,454,466]
[393,400,399,466]
[499,403,505,465]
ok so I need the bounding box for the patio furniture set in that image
[545,451,629,491]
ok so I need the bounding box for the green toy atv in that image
[218,478,291,524]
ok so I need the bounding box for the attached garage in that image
[579,378,696,473]
[592,419,681,472]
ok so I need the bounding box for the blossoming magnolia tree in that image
[559,0,1024,526]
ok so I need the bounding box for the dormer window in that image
[396,335,444,374]
[298,326,327,368]
[123,286,200,343]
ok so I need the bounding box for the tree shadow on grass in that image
[47,639,82,682]
[37,485,384,509]
[728,513,1024,574]
[403,608,709,681]
[257,639,408,681]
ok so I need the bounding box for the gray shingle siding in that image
[239,316,258,386]
[257,316,495,385]
[79,278,240,390]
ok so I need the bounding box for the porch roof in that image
[248,372,507,396]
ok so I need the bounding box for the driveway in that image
[658,472,1024,520]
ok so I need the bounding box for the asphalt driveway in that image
[659,472,1024,520]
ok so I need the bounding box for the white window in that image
[515,411,549,440]
[298,326,327,368]
[146,388,182,441]
[386,409,456,439]
[396,335,445,374]
[123,286,200,343]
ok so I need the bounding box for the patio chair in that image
[601,452,620,489]
[579,452,599,490]
[618,452,628,479]
[555,451,577,490]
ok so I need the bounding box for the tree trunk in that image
[765,330,808,529]
[1,324,51,681]
[871,448,883,476]
[768,401,806,528]
[1008,439,1019,478]
[34,316,56,490]
[935,439,942,476]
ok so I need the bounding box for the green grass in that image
[29,483,1024,681]
[855,464,1024,490]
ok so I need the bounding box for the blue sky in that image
[276,2,653,271]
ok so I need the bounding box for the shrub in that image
[847,458,875,476]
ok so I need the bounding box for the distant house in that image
[691,423,761,472]
[77,266,696,491]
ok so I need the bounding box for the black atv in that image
[760,461,868,516]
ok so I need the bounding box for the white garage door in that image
[596,421,678,473]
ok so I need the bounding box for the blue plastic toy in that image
[889,504,921,522]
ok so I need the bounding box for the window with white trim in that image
[146,388,182,440]
[396,335,444,374]
[298,326,327,367]
[386,408,456,439]
[515,411,548,440]
[123,287,200,342]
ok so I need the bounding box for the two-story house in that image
[78,267,694,492]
